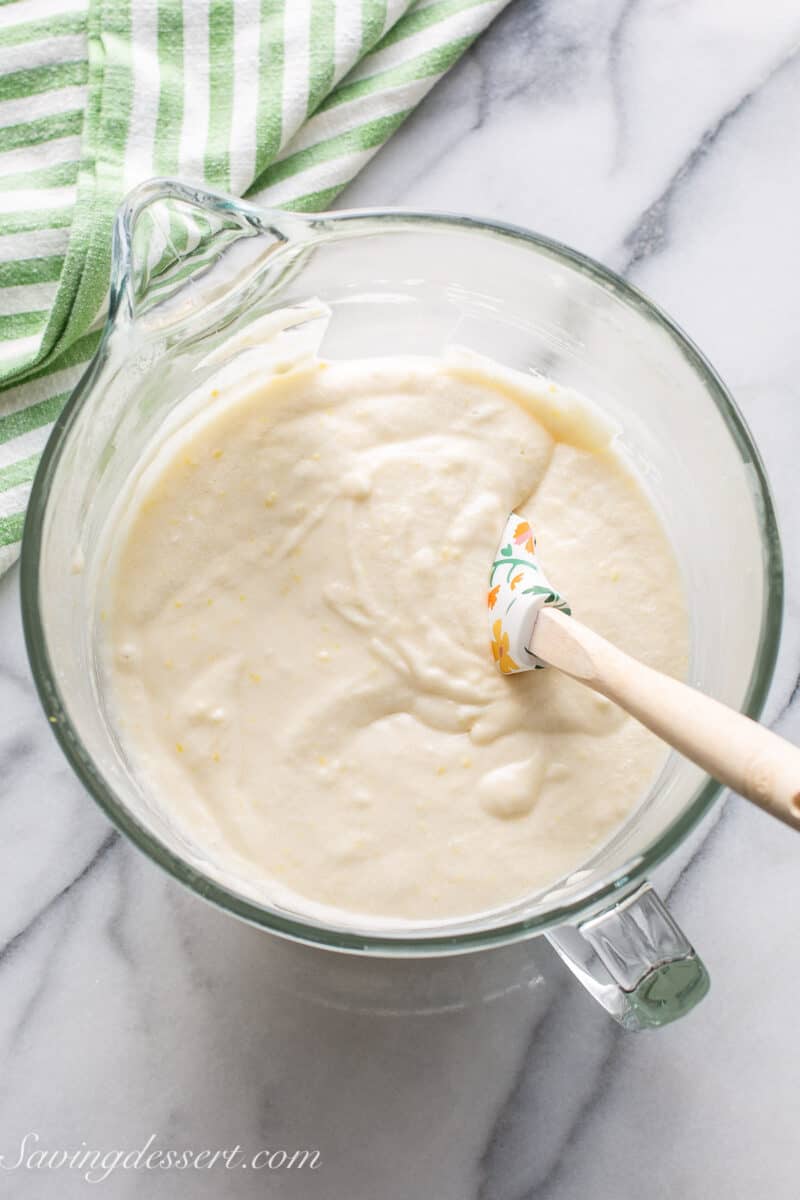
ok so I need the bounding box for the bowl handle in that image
[545,882,709,1030]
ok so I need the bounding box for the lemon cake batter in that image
[105,346,687,921]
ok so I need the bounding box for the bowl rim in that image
[20,202,784,955]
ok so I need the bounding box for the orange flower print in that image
[491,618,519,674]
[509,572,523,591]
[513,520,535,555]
[487,584,500,609]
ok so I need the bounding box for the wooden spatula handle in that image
[531,608,800,831]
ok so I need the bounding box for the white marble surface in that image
[3,1,800,1196]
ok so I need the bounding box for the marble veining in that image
[2,2,800,1196]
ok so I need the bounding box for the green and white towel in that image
[0,0,510,573]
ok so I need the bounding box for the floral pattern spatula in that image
[489,512,800,832]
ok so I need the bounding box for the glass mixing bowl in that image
[20,180,783,1030]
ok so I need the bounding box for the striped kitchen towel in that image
[0,0,510,573]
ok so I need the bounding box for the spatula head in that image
[488,513,570,674]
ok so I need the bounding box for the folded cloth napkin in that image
[0,0,510,573]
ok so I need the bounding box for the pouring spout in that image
[109,177,315,329]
